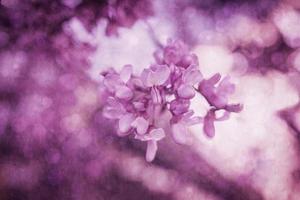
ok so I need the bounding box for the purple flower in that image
[118,113,135,135]
[170,99,190,116]
[131,117,149,135]
[100,39,242,161]
[141,64,171,87]
[198,73,233,109]
[203,109,216,138]
[197,74,242,137]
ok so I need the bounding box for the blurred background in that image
[1,0,300,199]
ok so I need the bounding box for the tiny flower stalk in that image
[100,39,242,162]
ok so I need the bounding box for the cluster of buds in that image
[100,39,242,162]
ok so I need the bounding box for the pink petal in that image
[212,96,228,109]
[177,84,195,99]
[171,123,189,144]
[182,66,202,85]
[115,85,133,100]
[131,117,149,135]
[198,80,215,99]
[179,54,198,68]
[203,110,216,138]
[184,116,203,126]
[170,99,190,115]
[146,140,158,162]
[140,68,150,86]
[131,77,145,88]
[198,77,227,108]
[103,98,126,119]
[207,73,221,85]
[163,46,181,65]
[182,110,194,118]
[148,128,165,141]
[120,65,132,83]
[118,113,135,134]
[217,76,235,96]
[135,128,165,141]
[151,87,162,104]
[103,106,125,119]
[180,109,203,125]
[103,74,122,92]
[106,97,123,108]
[225,104,243,113]
[147,65,170,86]
[133,102,145,111]
[163,40,186,65]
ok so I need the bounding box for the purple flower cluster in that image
[100,39,242,162]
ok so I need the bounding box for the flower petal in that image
[118,113,135,134]
[148,128,165,141]
[163,39,186,65]
[225,104,243,113]
[106,97,122,108]
[217,76,235,96]
[146,140,158,162]
[135,128,165,141]
[177,84,195,99]
[151,87,162,104]
[207,73,221,85]
[103,106,125,119]
[198,75,227,108]
[185,116,203,126]
[140,68,150,86]
[131,117,149,135]
[203,110,216,137]
[179,54,198,68]
[171,123,189,144]
[103,74,122,92]
[182,66,202,85]
[115,85,133,100]
[133,102,145,111]
[147,65,170,86]
[120,64,132,83]
[170,99,190,115]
